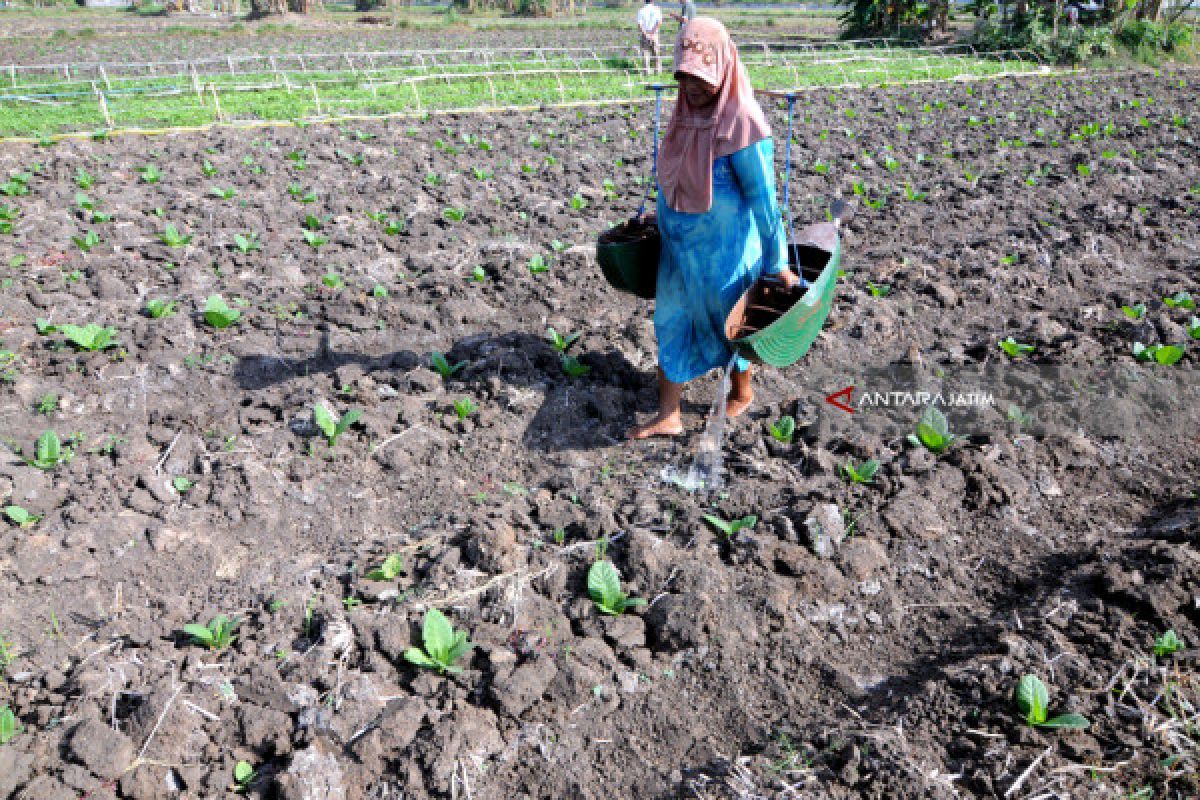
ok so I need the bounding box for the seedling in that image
[840,458,880,484]
[35,392,57,415]
[1187,317,1200,340]
[365,553,405,582]
[210,186,237,200]
[1164,291,1195,310]
[25,429,70,472]
[1132,342,1185,365]
[1006,404,1033,427]
[430,351,466,380]
[546,327,581,354]
[74,168,95,189]
[145,298,177,319]
[313,403,362,447]
[999,337,1035,359]
[528,254,549,275]
[569,193,588,211]
[866,282,891,298]
[587,560,645,616]
[1120,303,1147,320]
[702,513,758,539]
[452,397,477,420]
[0,706,20,744]
[560,355,591,378]
[1153,629,1185,658]
[204,296,242,329]
[233,233,261,254]
[442,207,466,223]
[371,285,388,298]
[159,224,192,248]
[0,172,30,196]
[72,230,100,252]
[383,219,404,236]
[136,164,161,184]
[768,415,795,444]
[182,615,240,651]
[470,265,487,283]
[403,608,473,675]
[4,506,41,528]
[60,323,118,352]
[201,160,217,178]
[1014,674,1089,730]
[321,272,345,291]
[172,476,193,493]
[903,183,927,202]
[233,760,255,793]
[907,407,957,455]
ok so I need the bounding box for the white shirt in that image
[637,4,662,35]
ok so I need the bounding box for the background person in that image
[669,0,697,28]
[629,18,800,440]
[637,0,664,75]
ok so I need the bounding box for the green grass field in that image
[0,49,1047,139]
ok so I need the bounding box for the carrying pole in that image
[636,83,670,220]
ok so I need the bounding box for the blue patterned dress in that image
[654,137,787,384]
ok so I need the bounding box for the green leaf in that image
[1121,303,1146,320]
[422,608,456,663]
[1153,344,1184,365]
[335,409,362,438]
[0,706,20,744]
[35,430,61,469]
[233,761,254,784]
[702,513,734,536]
[403,647,438,669]
[588,560,624,613]
[1015,674,1049,726]
[366,553,404,581]
[313,404,336,440]
[1038,713,1090,730]
[183,624,215,644]
[1154,629,1185,657]
[172,476,193,493]
[204,295,241,329]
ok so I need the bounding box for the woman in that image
[629,18,798,440]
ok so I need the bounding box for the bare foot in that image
[726,390,753,418]
[628,414,685,440]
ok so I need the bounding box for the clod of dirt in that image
[805,503,846,559]
[645,593,713,650]
[489,654,558,717]
[66,718,135,782]
[278,744,347,800]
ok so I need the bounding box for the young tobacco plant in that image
[233,233,261,254]
[145,298,177,319]
[430,351,466,380]
[204,296,242,329]
[907,407,957,455]
[1120,302,1147,320]
[182,615,240,651]
[0,706,20,744]
[452,397,477,420]
[233,760,256,793]
[365,553,404,582]
[1188,317,1200,340]
[403,608,473,675]
[1153,629,1185,658]
[999,337,1035,359]
[159,224,192,248]
[313,403,362,447]
[1014,674,1089,730]
[840,458,880,484]
[1132,342,1185,365]
[4,505,41,528]
[25,430,72,471]
[587,560,645,616]
[768,415,796,444]
[1163,291,1195,311]
[59,323,118,352]
[703,513,758,539]
[546,327,581,354]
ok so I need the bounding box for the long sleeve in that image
[730,138,787,276]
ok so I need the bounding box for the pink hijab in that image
[658,18,771,214]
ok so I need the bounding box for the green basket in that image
[596,215,660,300]
[725,222,841,368]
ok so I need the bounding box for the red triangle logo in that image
[825,386,855,414]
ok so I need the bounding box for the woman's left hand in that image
[771,268,800,288]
